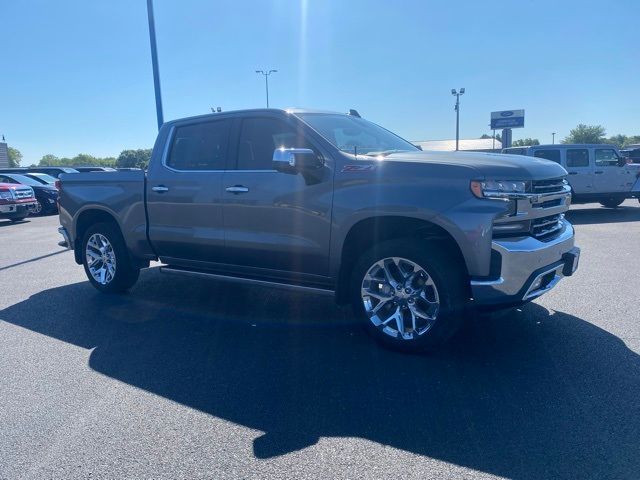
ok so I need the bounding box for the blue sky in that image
[1,0,638,162]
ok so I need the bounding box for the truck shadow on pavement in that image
[565,205,640,225]
[2,268,639,479]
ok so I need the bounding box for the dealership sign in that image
[490,109,525,129]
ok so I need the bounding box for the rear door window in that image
[533,149,561,163]
[566,149,590,167]
[167,119,232,171]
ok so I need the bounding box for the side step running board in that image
[159,266,335,296]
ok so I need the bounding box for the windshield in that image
[297,113,418,156]
[28,173,57,184]
[6,174,42,186]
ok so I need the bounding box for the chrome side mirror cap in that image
[272,148,322,172]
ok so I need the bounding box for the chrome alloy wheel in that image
[31,201,42,215]
[361,257,440,340]
[86,233,116,285]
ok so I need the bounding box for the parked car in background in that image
[23,172,58,186]
[620,148,640,164]
[0,183,37,222]
[0,173,59,215]
[0,167,79,178]
[71,166,117,172]
[502,144,640,208]
[26,167,79,178]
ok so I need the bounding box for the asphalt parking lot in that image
[1,202,639,480]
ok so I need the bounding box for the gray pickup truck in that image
[58,108,580,351]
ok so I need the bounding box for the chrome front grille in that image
[531,177,566,194]
[531,214,563,239]
[13,188,33,199]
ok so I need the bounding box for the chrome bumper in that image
[58,226,72,249]
[0,202,36,213]
[471,219,579,306]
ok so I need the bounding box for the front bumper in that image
[0,202,36,216]
[470,219,579,306]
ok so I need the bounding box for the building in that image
[412,138,502,153]
[0,142,9,168]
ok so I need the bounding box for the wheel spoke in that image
[409,303,432,321]
[381,259,399,288]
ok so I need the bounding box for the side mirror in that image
[272,148,323,172]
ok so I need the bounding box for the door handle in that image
[568,172,578,175]
[594,171,604,174]
[152,185,169,193]
[226,185,249,194]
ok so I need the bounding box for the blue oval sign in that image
[501,111,514,117]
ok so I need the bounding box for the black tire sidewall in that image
[81,222,139,293]
[350,238,468,352]
[600,199,624,208]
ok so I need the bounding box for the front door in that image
[564,148,594,195]
[593,147,634,193]
[222,115,333,277]
[146,118,232,266]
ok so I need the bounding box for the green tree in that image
[39,154,60,166]
[116,149,152,169]
[607,134,627,148]
[512,138,540,147]
[563,124,606,144]
[7,147,22,167]
[622,136,640,147]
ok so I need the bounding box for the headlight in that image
[470,180,528,199]
[0,190,13,200]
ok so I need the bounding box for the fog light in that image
[530,277,543,291]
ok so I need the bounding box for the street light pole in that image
[255,69,277,108]
[451,88,465,151]
[552,132,556,144]
[146,0,164,130]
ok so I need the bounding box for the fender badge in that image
[342,164,376,172]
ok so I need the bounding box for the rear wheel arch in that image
[335,216,469,304]
[73,209,121,264]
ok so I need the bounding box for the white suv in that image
[503,144,640,208]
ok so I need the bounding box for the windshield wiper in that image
[362,149,411,157]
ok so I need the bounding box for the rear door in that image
[593,147,634,193]
[146,117,233,265]
[221,114,333,277]
[564,148,594,195]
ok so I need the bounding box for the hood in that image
[383,150,567,180]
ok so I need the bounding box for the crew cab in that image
[503,144,640,208]
[57,109,580,351]
[0,183,37,222]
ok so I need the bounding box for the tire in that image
[31,200,43,216]
[350,238,468,353]
[81,222,140,293]
[10,217,27,223]
[600,199,624,208]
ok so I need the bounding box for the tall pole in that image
[256,69,277,108]
[552,132,556,144]
[452,88,464,151]
[455,93,460,151]
[146,0,164,130]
